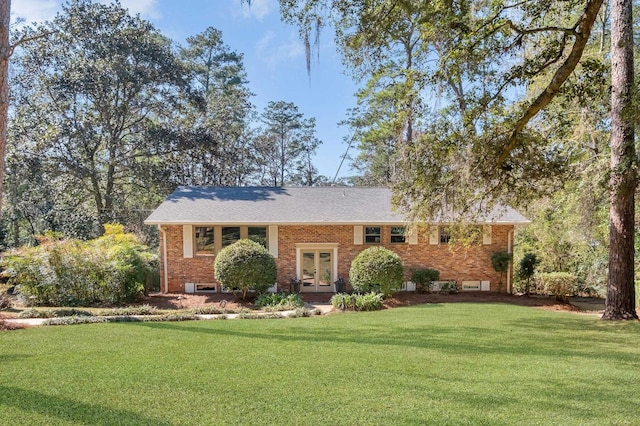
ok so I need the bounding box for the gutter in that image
[159,225,168,293]
[507,229,514,294]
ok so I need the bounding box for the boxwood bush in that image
[214,239,277,299]
[349,247,404,296]
[1,224,158,306]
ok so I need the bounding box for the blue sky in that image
[12,0,358,180]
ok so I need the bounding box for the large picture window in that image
[193,225,269,255]
[390,227,406,243]
[365,227,381,243]
[194,226,215,255]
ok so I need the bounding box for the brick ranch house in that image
[144,186,529,294]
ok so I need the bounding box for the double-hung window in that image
[390,227,406,243]
[365,227,381,243]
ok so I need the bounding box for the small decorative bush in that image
[536,272,577,303]
[439,281,458,294]
[517,253,538,296]
[214,239,277,299]
[254,293,304,311]
[411,268,440,293]
[349,247,404,296]
[330,292,384,311]
[491,251,512,291]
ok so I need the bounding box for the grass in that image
[1,303,639,425]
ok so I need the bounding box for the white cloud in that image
[12,0,60,24]
[101,0,161,19]
[233,0,273,21]
[256,30,304,70]
[12,1,161,25]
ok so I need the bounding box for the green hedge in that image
[1,224,157,306]
[536,272,578,303]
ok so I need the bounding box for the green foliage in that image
[536,272,578,303]
[256,100,323,186]
[330,292,384,311]
[438,281,459,294]
[491,251,512,291]
[514,184,609,298]
[517,253,538,295]
[1,225,157,306]
[254,293,305,311]
[18,308,91,319]
[411,268,440,293]
[188,306,230,315]
[9,0,186,233]
[349,246,404,296]
[214,239,277,299]
[491,251,512,273]
[42,312,201,326]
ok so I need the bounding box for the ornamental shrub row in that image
[1,224,158,306]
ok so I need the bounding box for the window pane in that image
[365,227,381,243]
[222,227,240,247]
[440,227,451,244]
[390,227,406,243]
[195,226,214,254]
[248,227,267,247]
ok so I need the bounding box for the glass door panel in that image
[301,252,315,288]
[317,251,332,287]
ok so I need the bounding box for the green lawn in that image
[1,303,639,425]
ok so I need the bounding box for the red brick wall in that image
[159,224,514,293]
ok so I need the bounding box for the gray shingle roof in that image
[144,186,529,225]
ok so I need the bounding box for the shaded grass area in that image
[1,303,639,425]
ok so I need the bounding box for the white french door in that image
[297,244,338,292]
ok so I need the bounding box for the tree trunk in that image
[0,0,10,219]
[602,0,638,320]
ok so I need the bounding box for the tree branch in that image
[497,0,604,167]
[9,30,56,56]
[505,20,578,36]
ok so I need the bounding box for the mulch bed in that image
[137,291,602,313]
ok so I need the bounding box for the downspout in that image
[507,229,514,294]
[159,225,169,293]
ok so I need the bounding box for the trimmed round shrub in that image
[349,246,404,296]
[214,239,277,299]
